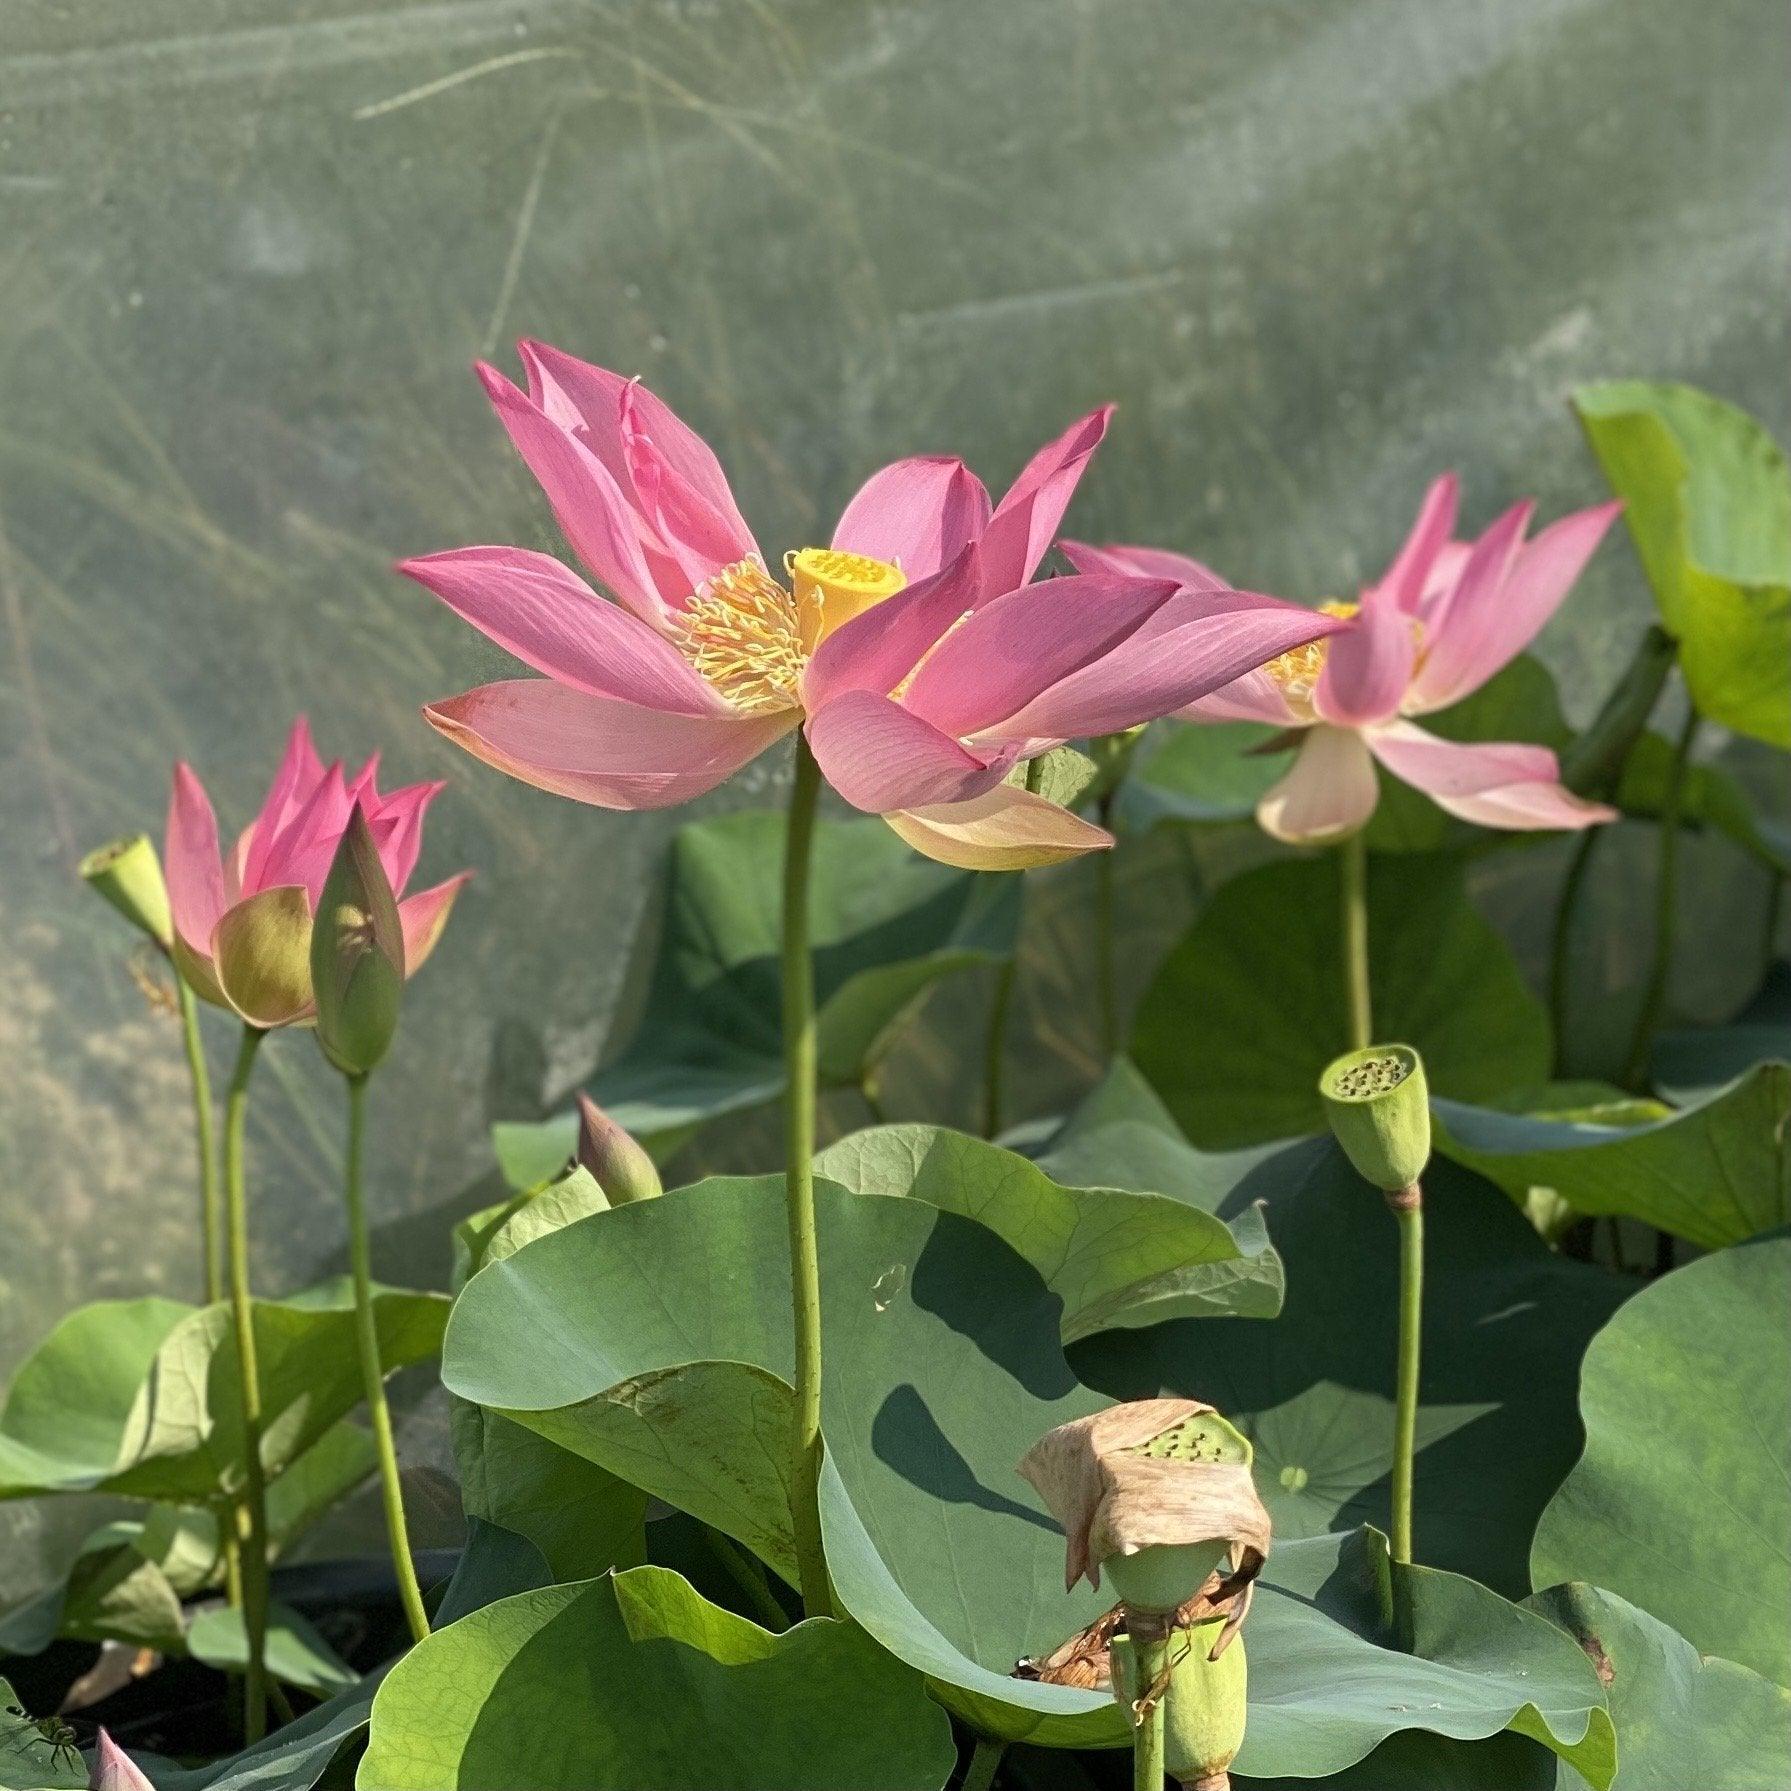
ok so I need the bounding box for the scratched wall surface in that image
[0,1,1786,1579]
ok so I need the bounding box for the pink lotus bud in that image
[91,1729,157,1791]
[576,1094,662,1204]
[311,807,405,1076]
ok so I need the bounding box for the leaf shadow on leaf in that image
[870,1386,1061,1533]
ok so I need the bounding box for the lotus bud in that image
[80,834,174,951]
[91,1729,158,1791]
[1112,1616,1248,1791]
[1017,1398,1271,1611]
[310,807,404,1076]
[575,1093,662,1204]
[1318,1043,1430,1196]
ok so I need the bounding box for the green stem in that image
[1095,792,1118,1058]
[175,977,224,1305]
[223,1025,270,1743]
[781,737,832,1619]
[1389,1183,1424,1565]
[959,1734,1007,1791]
[1547,827,1603,1062]
[701,1526,789,1632]
[343,1074,430,1644]
[1339,832,1371,1051]
[1623,709,1699,1089]
[983,959,1015,1139]
[1131,1629,1168,1791]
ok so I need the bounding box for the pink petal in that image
[363,779,444,897]
[398,873,471,974]
[1058,539,1229,591]
[1365,719,1617,831]
[1374,473,1460,613]
[804,689,1013,813]
[1314,589,1416,727]
[256,760,354,903]
[830,456,993,583]
[899,572,1180,740]
[802,542,984,711]
[424,679,794,810]
[1401,500,1533,711]
[92,1728,157,1791]
[518,340,755,555]
[399,546,726,713]
[477,362,675,624]
[884,782,1113,870]
[239,717,324,896]
[165,763,229,959]
[1174,667,1302,725]
[1255,725,1380,844]
[978,407,1114,592]
[1407,501,1621,714]
[982,589,1344,744]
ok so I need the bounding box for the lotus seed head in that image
[1131,1411,1252,1467]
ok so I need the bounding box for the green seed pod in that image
[80,834,173,950]
[311,808,404,1075]
[576,1094,663,1204]
[1318,1043,1431,1193]
[1112,1618,1248,1791]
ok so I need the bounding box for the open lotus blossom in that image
[166,717,468,1027]
[404,341,1348,869]
[1064,476,1624,843]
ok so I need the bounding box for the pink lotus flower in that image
[166,717,468,1027]
[404,341,1346,869]
[90,1730,155,1791]
[1065,475,1623,843]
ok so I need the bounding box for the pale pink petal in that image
[256,761,354,904]
[982,590,1343,744]
[1406,501,1621,714]
[477,362,675,624]
[899,572,1179,740]
[363,780,444,897]
[1373,473,1460,613]
[801,542,984,711]
[804,690,1013,813]
[1314,589,1416,727]
[398,873,471,974]
[518,340,755,554]
[92,1727,157,1791]
[1173,667,1302,726]
[399,546,726,714]
[1401,501,1533,711]
[831,457,993,583]
[424,680,794,810]
[1255,726,1380,844]
[1058,539,1229,591]
[884,782,1113,871]
[165,763,229,959]
[240,717,324,895]
[978,407,1114,592]
[1365,719,1617,831]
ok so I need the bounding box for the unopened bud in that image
[1112,1617,1248,1791]
[311,808,404,1075]
[576,1094,661,1204]
[80,834,173,950]
[1318,1043,1431,1193]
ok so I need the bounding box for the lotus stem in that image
[342,1072,430,1644]
[174,977,224,1305]
[1131,1623,1170,1790]
[222,1024,271,1742]
[781,736,832,1618]
[1623,708,1699,1090]
[959,1735,1007,1791]
[983,957,1015,1139]
[1095,791,1119,1058]
[1338,833,1371,1051]
[1388,1181,1424,1564]
[700,1526,788,1631]
[1547,827,1603,1058]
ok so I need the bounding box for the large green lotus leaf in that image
[1116,658,1568,857]
[355,1566,955,1790]
[1533,1231,1791,1684]
[1575,381,1791,747]
[1,1675,85,1791]
[187,1601,357,1697]
[504,811,1017,1168]
[1069,1122,1627,1596]
[0,1514,186,1656]
[0,1285,446,1506]
[1134,854,1550,1147]
[1433,1064,1790,1247]
[814,1122,1283,1337]
[1651,962,1791,1103]
[156,1675,385,1791]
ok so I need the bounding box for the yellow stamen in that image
[786,546,907,649]
[672,558,806,715]
[1261,599,1360,714]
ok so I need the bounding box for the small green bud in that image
[1112,1618,1248,1790]
[80,834,173,950]
[1318,1042,1431,1193]
[311,808,404,1075]
[576,1094,662,1204]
